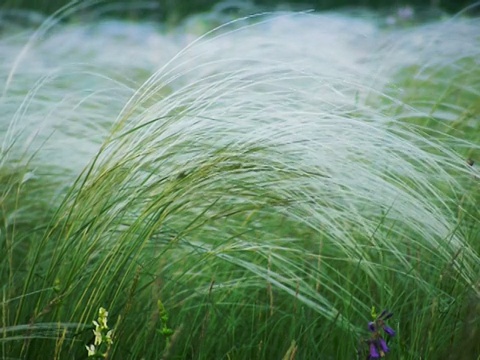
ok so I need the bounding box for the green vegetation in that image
[1,3,479,359]
[1,0,477,22]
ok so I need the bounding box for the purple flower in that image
[382,325,396,337]
[379,310,393,321]
[378,338,389,353]
[368,322,376,332]
[377,310,395,337]
[369,342,380,359]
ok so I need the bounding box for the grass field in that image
[1,2,479,359]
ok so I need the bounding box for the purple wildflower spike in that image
[362,308,395,359]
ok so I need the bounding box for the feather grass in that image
[1,3,479,359]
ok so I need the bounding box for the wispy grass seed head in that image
[1,6,480,359]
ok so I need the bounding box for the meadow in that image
[1,1,479,359]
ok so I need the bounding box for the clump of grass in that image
[1,3,479,359]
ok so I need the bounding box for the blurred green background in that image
[1,0,477,22]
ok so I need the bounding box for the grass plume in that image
[1,3,479,359]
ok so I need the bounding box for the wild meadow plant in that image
[85,307,114,358]
[358,308,396,359]
[0,1,479,359]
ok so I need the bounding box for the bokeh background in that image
[1,0,477,21]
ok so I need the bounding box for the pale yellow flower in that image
[85,344,96,357]
[105,330,114,345]
[98,307,109,329]
[93,327,103,346]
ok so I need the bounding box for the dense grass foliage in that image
[1,3,479,359]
